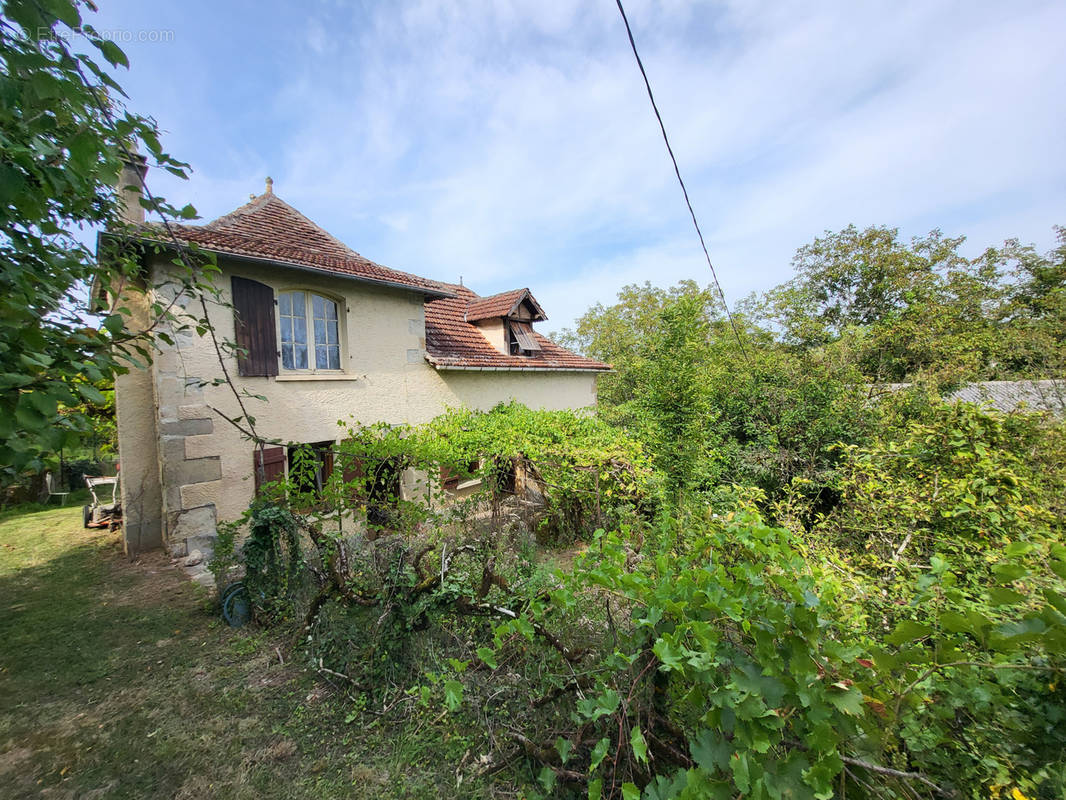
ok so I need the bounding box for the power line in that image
[613,0,748,358]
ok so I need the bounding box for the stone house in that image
[104,164,608,559]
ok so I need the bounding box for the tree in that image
[634,293,718,501]
[555,280,721,415]
[758,223,1065,385]
[985,226,1066,378]
[0,0,200,481]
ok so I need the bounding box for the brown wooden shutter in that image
[254,446,286,493]
[440,465,459,492]
[510,320,541,351]
[231,276,278,377]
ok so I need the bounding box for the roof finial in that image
[265,176,274,194]
[459,275,463,286]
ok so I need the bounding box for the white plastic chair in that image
[44,472,70,506]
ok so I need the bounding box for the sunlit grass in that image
[0,505,492,799]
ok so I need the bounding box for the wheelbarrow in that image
[83,476,122,530]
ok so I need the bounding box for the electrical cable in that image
[614,0,748,358]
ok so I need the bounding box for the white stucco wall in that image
[127,257,598,549]
[473,318,506,353]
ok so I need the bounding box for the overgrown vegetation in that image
[0,0,222,488]
[222,394,1065,798]
[4,0,1064,794]
[0,504,514,799]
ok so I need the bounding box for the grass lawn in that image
[0,504,500,799]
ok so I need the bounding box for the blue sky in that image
[89,0,1066,332]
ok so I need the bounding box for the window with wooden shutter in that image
[231,276,279,377]
[254,446,286,493]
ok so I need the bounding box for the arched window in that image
[278,290,341,370]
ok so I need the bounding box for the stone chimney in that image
[117,151,149,224]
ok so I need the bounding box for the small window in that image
[279,291,341,371]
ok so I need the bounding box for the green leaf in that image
[653,636,685,670]
[588,778,602,800]
[939,610,975,633]
[577,689,620,722]
[622,783,641,800]
[554,737,573,765]
[476,647,497,670]
[992,563,1028,583]
[103,314,125,335]
[886,620,932,646]
[730,751,751,793]
[589,737,610,772]
[826,684,864,716]
[76,383,107,405]
[39,0,81,28]
[1004,541,1034,557]
[442,679,463,712]
[538,765,556,793]
[1043,589,1066,618]
[690,730,731,773]
[96,39,129,68]
[988,587,1026,606]
[630,725,649,764]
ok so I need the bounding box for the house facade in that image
[107,169,608,558]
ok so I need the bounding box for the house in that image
[104,160,609,558]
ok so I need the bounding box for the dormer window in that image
[279,290,341,370]
[465,288,549,358]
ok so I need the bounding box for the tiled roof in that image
[874,380,1066,415]
[139,188,606,372]
[147,192,453,297]
[465,288,546,322]
[426,286,610,372]
[950,380,1066,414]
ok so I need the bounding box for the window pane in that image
[281,345,294,370]
[291,291,305,310]
[312,294,326,319]
[280,316,292,343]
[315,345,328,369]
[326,300,337,320]
[327,346,340,370]
[295,344,308,369]
[325,318,338,344]
[314,318,326,345]
[294,316,307,344]
[279,291,291,316]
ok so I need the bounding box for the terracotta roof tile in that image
[148,192,452,296]
[142,190,606,372]
[426,286,609,372]
[465,288,545,322]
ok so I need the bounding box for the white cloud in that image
[95,0,1066,330]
